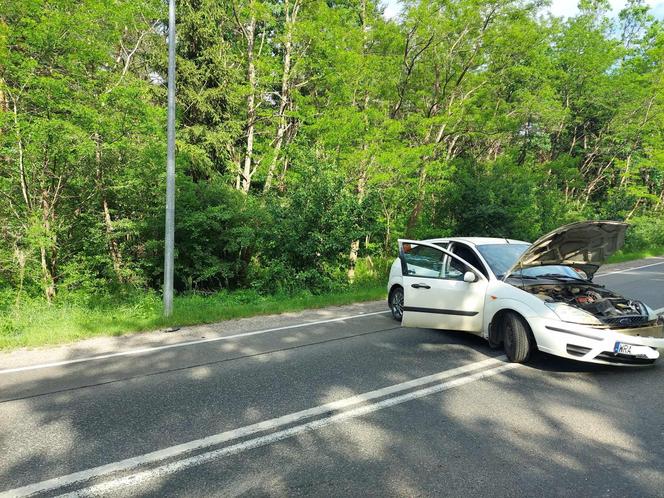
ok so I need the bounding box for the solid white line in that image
[0,310,391,375]
[66,363,521,498]
[595,260,664,278]
[0,356,510,497]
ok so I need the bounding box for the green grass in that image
[0,282,387,351]
[606,245,664,264]
[5,246,661,352]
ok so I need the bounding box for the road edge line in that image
[595,260,664,278]
[0,310,391,375]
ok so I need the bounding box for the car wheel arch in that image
[389,283,403,294]
[489,308,537,350]
[387,282,404,304]
[388,284,404,304]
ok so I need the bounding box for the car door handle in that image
[411,283,431,289]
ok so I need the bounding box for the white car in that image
[386,221,664,365]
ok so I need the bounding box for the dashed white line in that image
[0,356,514,497]
[0,310,391,375]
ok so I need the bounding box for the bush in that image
[141,176,263,292]
[623,215,664,253]
[253,172,363,294]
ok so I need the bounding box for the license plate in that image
[614,342,632,355]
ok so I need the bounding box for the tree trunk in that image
[14,246,27,306]
[277,156,290,191]
[102,197,123,280]
[40,191,57,303]
[348,169,368,282]
[655,189,664,211]
[0,80,7,112]
[264,0,299,193]
[379,192,393,253]
[240,15,257,194]
[405,164,427,236]
[11,95,31,210]
[619,154,632,188]
[95,136,124,281]
[625,197,641,221]
[40,245,56,303]
[348,239,360,283]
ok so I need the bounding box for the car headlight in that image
[545,302,603,325]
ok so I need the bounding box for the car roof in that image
[424,236,530,246]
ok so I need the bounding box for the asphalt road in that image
[1,258,663,497]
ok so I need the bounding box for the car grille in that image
[601,315,650,327]
[594,352,655,365]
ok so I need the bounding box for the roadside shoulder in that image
[0,300,388,372]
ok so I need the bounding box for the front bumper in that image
[530,317,664,365]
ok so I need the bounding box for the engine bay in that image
[525,283,650,327]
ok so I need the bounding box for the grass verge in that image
[606,246,664,264]
[0,282,386,351]
[5,248,660,352]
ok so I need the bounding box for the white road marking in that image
[0,356,512,497]
[0,310,391,375]
[67,363,520,498]
[595,260,664,278]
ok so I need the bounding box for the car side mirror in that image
[463,271,477,283]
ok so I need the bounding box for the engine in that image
[528,284,650,327]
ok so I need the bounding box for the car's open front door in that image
[398,239,488,333]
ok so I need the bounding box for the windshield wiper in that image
[500,273,539,280]
[536,273,587,282]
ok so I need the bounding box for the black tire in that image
[502,312,533,363]
[487,325,502,349]
[389,286,404,322]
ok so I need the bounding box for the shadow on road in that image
[0,325,662,497]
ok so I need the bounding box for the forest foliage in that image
[1,0,664,308]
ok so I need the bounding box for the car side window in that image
[402,244,473,280]
[445,256,467,280]
[402,245,444,277]
[450,243,488,278]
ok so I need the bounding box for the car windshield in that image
[476,243,586,280]
[475,244,529,277]
[516,265,586,280]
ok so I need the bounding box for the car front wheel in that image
[389,286,404,322]
[502,312,533,363]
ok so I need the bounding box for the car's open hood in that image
[504,221,628,280]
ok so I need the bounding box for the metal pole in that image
[163,0,176,317]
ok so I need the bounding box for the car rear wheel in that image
[502,312,533,363]
[389,286,404,322]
